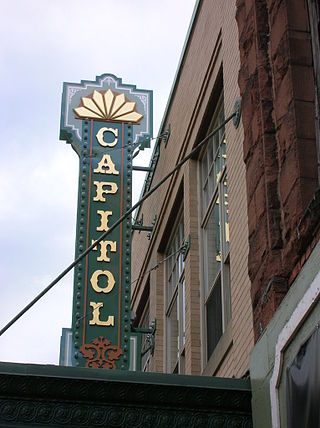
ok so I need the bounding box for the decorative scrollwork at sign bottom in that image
[80,336,123,369]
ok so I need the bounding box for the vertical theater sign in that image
[60,74,153,370]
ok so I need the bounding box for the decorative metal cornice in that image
[0,362,252,427]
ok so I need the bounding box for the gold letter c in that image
[96,127,118,147]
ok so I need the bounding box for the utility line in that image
[72,244,185,325]
[0,111,235,337]
[86,131,168,155]
[130,243,186,287]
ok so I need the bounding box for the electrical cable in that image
[0,111,235,337]
[85,131,168,155]
[130,243,185,287]
[73,244,185,325]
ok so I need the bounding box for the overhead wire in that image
[130,243,185,287]
[73,244,185,325]
[0,110,235,337]
[85,131,169,155]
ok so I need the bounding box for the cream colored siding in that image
[131,0,253,378]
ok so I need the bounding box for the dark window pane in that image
[203,200,221,296]
[286,328,320,428]
[167,296,178,372]
[206,276,223,359]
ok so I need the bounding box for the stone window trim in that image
[270,269,320,428]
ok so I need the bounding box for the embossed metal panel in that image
[0,362,253,428]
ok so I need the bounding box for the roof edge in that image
[134,0,202,221]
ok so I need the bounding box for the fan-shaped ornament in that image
[74,89,143,123]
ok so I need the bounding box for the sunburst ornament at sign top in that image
[74,89,144,123]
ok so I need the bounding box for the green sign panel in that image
[60,74,153,370]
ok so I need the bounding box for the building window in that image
[165,213,185,373]
[200,96,231,360]
[286,327,320,428]
[139,296,151,372]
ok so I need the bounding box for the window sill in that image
[202,321,233,376]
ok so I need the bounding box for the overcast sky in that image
[0,0,196,365]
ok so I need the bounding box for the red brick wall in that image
[236,0,319,340]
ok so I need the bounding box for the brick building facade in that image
[132,0,320,425]
[131,0,254,378]
[236,0,320,341]
[236,0,320,426]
